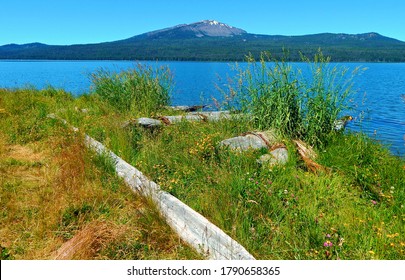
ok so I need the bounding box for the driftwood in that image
[48,114,255,260]
[166,105,207,112]
[293,139,328,173]
[122,111,243,128]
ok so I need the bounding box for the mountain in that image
[137,20,247,39]
[1,20,405,62]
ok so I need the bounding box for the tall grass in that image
[227,51,361,147]
[90,64,172,116]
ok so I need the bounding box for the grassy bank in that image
[1,58,404,260]
[0,88,201,260]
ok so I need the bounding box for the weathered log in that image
[166,105,207,112]
[123,111,243,128]
[49,114,255,260]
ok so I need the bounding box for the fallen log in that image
[122,111,243,128]
[166,105,207,112]
[48,114,255,260]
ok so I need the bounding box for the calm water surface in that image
[1,60,405,156]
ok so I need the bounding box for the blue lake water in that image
[1,60,405,157]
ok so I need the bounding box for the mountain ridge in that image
[134,20,247,39]
[1,20,405,62]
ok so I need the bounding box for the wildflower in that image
[338,237,345,247]
[386,233,399,238]
[368,250,375,255]
[325,234,331,238]
[371,200,377,205]
[284,189,288,195]
[323,240,333,247]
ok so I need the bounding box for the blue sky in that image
[1,0,404,45]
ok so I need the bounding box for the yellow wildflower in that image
[386,233,399,238]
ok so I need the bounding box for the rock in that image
[257,147,289,167]
[219,134,268,151]
[333,116,353,131]
[74,107,89,114]
[218,130,278,152]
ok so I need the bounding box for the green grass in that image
[130,121,404,259]
[1,59,404,260]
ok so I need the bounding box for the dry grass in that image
[0,90,201,260]
[52,220,122,260]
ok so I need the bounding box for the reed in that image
[225,51,361,147]
[90,64,172,116]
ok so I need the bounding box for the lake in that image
[1,60,405,156]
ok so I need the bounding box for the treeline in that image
[1,33,405,62]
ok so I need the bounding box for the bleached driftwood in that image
[49,114,255,260]
[122,111,243,128]
[166,105,207,112]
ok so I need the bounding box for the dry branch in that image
[293,139,329,173]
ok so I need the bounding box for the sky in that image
[1,0,404,45]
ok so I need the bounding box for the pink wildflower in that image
[323,240,333,247]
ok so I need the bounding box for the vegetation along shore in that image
[1,52,404,260]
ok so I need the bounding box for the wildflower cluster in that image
[151,163,172,187]
[322,229,344,259]
[188,134,217,160]
[241,172,273,202]
[277,188,299,208]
